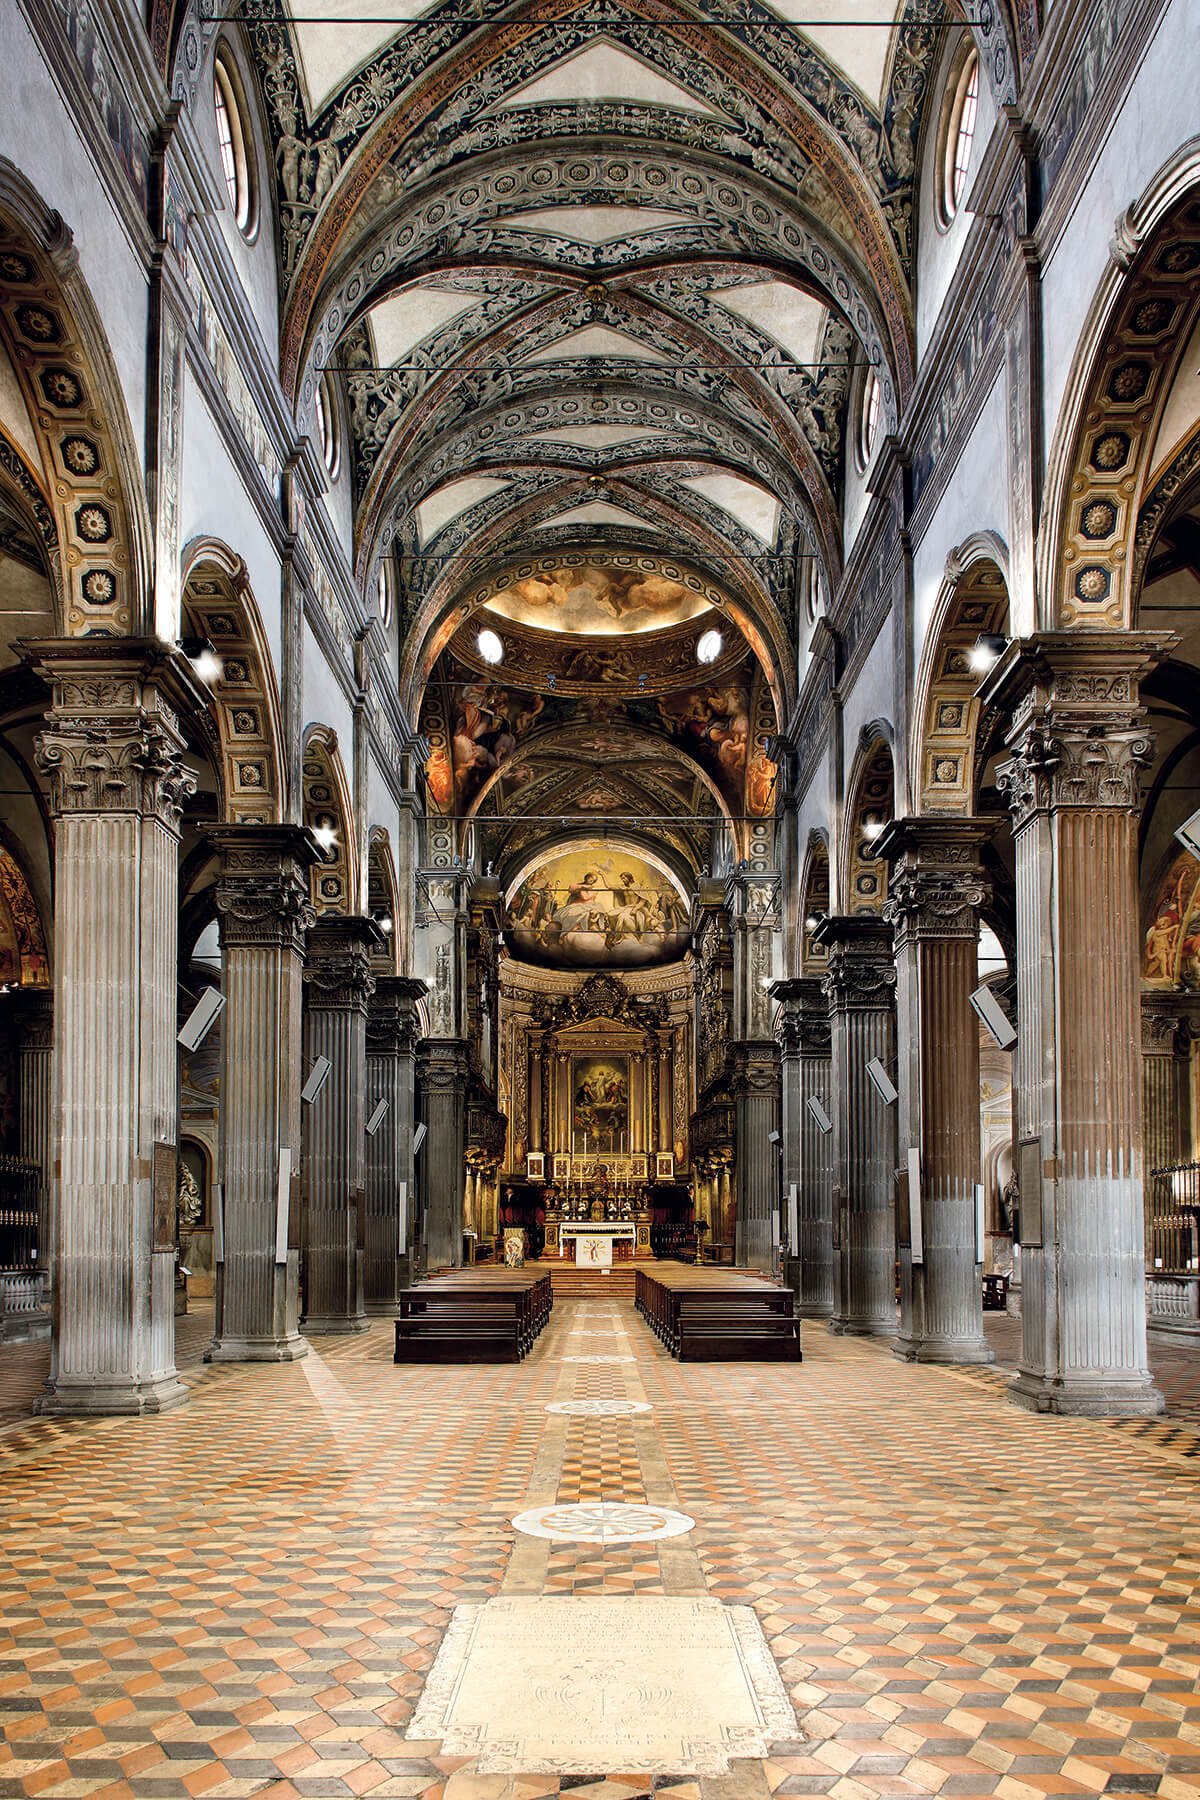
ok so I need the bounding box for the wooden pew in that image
[393,1269,552,1363]
[635,1265,801,1361]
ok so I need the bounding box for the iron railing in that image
[1147,1162,1200,1277]
[0,1153,40,1272]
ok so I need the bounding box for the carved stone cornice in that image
[303,914,384,1011]
[25,638,209,829]
[729,1039,781,1098]
[770,977,831,1057]
[210,824,322,953]
[1141,989,1200,1057]
[877,818,995,941]
[9,988,53,1050]
[366,974,427,1054]
[417,1037,470,1092]
[531,970,667,1032]
[980,633,1174,831]
[813,915,896,1011]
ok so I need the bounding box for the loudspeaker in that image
[178,986,225,1051]
[866,1057,898,1105]
[969,984,1017,1051]
[300,1056,332,1104]
[807,1095,832,1134]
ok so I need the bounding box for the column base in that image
[1008,1369,1165,1417]
[302,1313,370,1334]
[830,1317,896,1337]
[798,1304,835,1320]
[34,1374,190,1416]
[206,1334,310,1362]
[364,1300,402,1317]
[893,1332,994,1364]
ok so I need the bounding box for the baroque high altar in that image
[499,969,695,1262]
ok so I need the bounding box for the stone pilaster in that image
[815,915,897,1338]
[881,819,995,1364]
[418,1038,469,1269]
[302,915,382,1332]
[772,978,833,1316]
[365,975,425,1310]
[207,825,319,1362]
[729,1040,781,1270]
[986,633,1168,1415]
[28,641,200,1414]
[1141,993,1192,1175]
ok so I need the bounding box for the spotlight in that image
[314,816,337,851]
[804,914,820,930]
[377,914,394,935]
[477,627,504,664]
[696,627,724,664]
[968,633,1008,675]
[182,637,222,684]
[862,814,885,842]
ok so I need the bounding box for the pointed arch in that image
[302,724,360,914]
[0,160,151,637]
[181,540,287,824]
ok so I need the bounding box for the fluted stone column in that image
[1141,994,1191,1175]
[730,1041,781,1270]
[14,991,53,1299]
[986,633,1166,1415]
[365,975,424,1311]
[302,915,382,1332]
[773,978,833,1316]
[881,819,994,1364]
[29,642,200,1414]
[419,1039,469,1268]
[816,916,897,1337]
[208,825,318,1361]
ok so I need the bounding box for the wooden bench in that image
[394,1271,551,1363]
[636,1265,801,1361]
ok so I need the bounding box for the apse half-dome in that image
[506,842,690,969]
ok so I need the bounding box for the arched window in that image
[316,373,340,478]
[939,48,980,225]
[213,51,257,239]
[856,369,880,471]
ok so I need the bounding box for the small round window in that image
[940,48,980,225]
[856,369,881,471]
[213,52,256,239]
[316,374,339,478]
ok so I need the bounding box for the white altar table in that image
[560,1223,636,1268]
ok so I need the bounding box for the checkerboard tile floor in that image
[2,1291,1200,1800]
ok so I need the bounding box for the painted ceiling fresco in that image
[483,562,712,636]
[161,0,1025,966]
[1144,852,1200,987]
[507,845,690,969]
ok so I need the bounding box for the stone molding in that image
[418,1038,470,1092]
[728,1039,781,1097]
[366,974,427,1054]
[210,825,322,953]
[303,915,384,1011]
[770,978,831,1056]
[813,916,896,1010]
[980,634,1172,831]
[1141,990,1200,1056]
[877,819,995,941]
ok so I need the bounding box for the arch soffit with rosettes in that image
[798,831,830,973]
[302,723,360,914]
[911,536,1011,816]
[839,729,895,916]
[0,164,151,638]
[1042,172,1200,633]
[181,540,288,824]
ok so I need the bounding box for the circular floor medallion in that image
[544,1398,652,1416]
[561,1354,636,1363]
[510,1501,694,1543]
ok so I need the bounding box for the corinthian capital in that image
[877,818,994,940]
[211,825,322,953]
[813,916,896,1010]
[304,914,384,1011]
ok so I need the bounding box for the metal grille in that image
[0,1154,40,1272]
[1147,1162,1200,1276]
